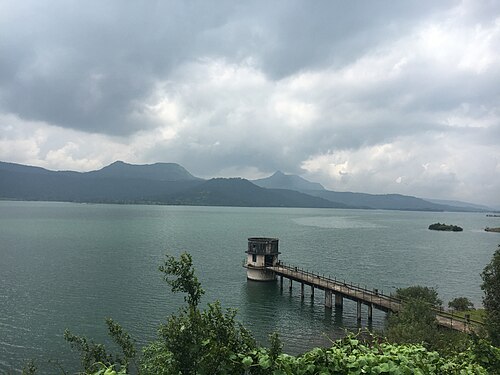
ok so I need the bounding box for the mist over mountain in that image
[253,171,325,192]
[0,161,490,211]
[87,161,201,181]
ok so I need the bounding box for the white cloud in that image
[1,1,499,206]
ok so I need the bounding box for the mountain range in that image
[0,161,492,212]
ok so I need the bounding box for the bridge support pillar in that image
[280,276,283,290]
[367,304,373,321]
[335,294,343,309]
[289,279,292,291]
[311,285,314,298]
[301,283,304,299]
[357,301,362,321]
[325,290,332,308]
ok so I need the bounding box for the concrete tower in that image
[245,237,280,281]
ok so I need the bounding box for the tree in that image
[64,318,137,374]
[141,252,257,375]
[481,245,500,346]
[387,285,471,353]
[386,298,439,345]
[448,297,474,312]
[394,285,442,308]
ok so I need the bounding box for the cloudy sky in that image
[1,1,499,206]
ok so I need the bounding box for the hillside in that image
[0,161,487,211]
[0,161,203,203]
[253,171,325,191]
[252,170,473,212]
[161,178,348,208]
[305,190,462,212]
[0,162,346,208]
[87,160,201,181]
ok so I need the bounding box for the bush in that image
[481,245,500,346]
[448,297,474,312]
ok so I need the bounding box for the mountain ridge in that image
[253,171,325,191]
[0,161,490,211]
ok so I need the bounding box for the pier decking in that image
[267,263,479,333]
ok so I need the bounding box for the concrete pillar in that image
[367,304,373,321]
[335,294,343,309]
[280,276,283,290]
[357,301,362,321]
[289,279,292,291]
[325,290,332,308]
[301,283,304,299]
[311,285,315,298]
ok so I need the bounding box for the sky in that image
[1,1,499,207]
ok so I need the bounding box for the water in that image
[0,201,498,374]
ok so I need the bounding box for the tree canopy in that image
[448,297,474,312]
[394,285,443,308]
[481,245,500,346]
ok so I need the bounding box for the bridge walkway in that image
[267,263,477,334]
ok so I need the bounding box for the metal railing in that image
[272,262,402,310]
[269,261,483,332]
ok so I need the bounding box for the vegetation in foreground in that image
[23,247,500,374]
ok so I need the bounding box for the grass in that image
[452,309,486,324]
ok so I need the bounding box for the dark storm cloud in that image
[1,0,459,135]
[1,0,499,206]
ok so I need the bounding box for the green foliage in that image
[21,359,37,375]
[454,309,486,323]
[268,332,283,361]
[386,298,439,346]
[64,329,113,373]
[448,297,474,312]
[84,362,128,375]
[143,253,257,375]
[394,285,443,308]
[64,319,137,373]
[105,318,137,372]
[469,337,500,373]
[159,252,205,309]
[387,286,475,354]
[481,245,500,346]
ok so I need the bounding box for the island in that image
[485,227,500,233]
[428,222,463,231]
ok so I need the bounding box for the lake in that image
[0,201,498,374]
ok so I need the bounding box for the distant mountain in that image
[304,190,476,212]
[425,198,493,211]
[0,161,488,211]
[0,161,202,203]
[162,178,348,208]
[251,170,470,211]
[253,171,325,191]
[87,161,201,181]
[0,162,345,208]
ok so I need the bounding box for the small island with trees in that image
[428,222,463,231]
[485,227,500,233]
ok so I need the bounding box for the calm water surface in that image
[0,201,498,373]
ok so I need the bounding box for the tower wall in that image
[245,237,280,281]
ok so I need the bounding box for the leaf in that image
[242,356,253,368]
[259,354,272,369]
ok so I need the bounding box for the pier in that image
[267,262,478,333]
[243,237,481,334]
